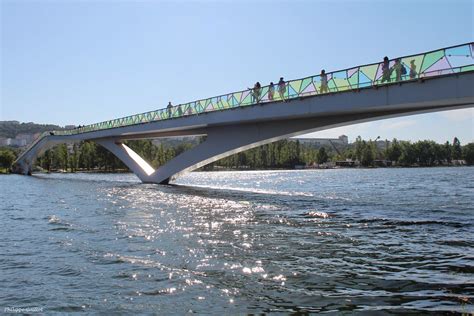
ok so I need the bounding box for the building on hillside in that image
[295,135,349,147]
[0,137,9,146]
[15,134,35,147]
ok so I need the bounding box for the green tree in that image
[413,140,435,166]
[463,143,474,165]
[354,136,363,161]
[54,144,68,171]
[316,147,328,164]
[385,138,402,162]
[79,141,96,170]
[360,141,376,166]
[399,141,416,166]
[452,137,462,160]
[443,141,452,163]
[0,149,16,171]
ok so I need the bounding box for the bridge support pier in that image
[12,159,32,175]
[95,139,157,182]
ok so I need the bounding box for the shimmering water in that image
[1,167,473,314]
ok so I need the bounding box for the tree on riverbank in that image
[463,143,474,165]
[31,137,474,172]
[0,148,16,172]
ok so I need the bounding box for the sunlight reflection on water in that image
[1,168,473,314]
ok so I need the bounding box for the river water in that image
[1,167,473,314]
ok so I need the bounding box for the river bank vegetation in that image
[1,137,474,173]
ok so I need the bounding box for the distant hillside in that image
[0,121,64,138]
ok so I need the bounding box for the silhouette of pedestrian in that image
[248,82,261,104]
[409,59,417,79]
[278,77,286,102]
[393,58,404,82]
[268,82,275,101]
[167,102,173,118]
[320,69,329,93]
[381,56,391,83]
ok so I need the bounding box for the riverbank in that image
[2,163,469,176]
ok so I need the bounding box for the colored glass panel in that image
[423,56,453,75]
[241,91,251,105]
[347,67,358,78]
[328,79,337,92]
[420,49,444,73]
[301,82,316,95]
[288,85,298,97]
[290,80,302,94]
[461,65,474,72]
[300,78,312,93]
[446,45,473,68]
[348,71,359,87]
[359,64,377,82]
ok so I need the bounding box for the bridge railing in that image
[16,42,474,159]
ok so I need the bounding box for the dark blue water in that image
[1,167,473,314]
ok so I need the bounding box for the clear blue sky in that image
[1,0,473,143]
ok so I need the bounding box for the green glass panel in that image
[232,95,239,106]
[227,95,234,107]
[420,49,444,73]
[359,64,378,82]
[290,80,302,94]
[300,78,312,92]
[194,101,201,112]
[348,72,359,87]
[214,99,222,109]
[241,92,251,105]
[328,79,337,92]
[182,103,190,114]
[205,98,212,110]
[259,87,268,103]
[220,98,228,108]
[200,100,207,111]
[333,78,350,91]
[233,92,242,105]
[460,65,474,72]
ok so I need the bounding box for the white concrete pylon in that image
[95,139,155,182]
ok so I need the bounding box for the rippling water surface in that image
[1,167,473,314]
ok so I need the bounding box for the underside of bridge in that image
[12,71,474,184]
[95,104,473,184]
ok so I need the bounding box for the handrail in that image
[15,42,474,162]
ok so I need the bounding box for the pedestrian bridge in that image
[13,43,474,184]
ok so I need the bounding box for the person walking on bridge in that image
[393,58,404,82]
[320,69,329,93]
[381,56,391,83]
[249,82,261,104]
[409,59,417,79]
[167,102,173,118]
[268,82,275,101]
[278,77,286,102]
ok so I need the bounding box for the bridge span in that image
[13,43,474,184]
